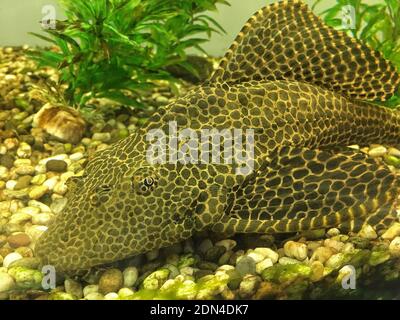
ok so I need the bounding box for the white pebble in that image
[0,167,8,179]
[24,225,47,242]
[39,154,68,166]
[216,265,235,273]
[29,185,49,200]
[123,267,138,287]
[215,239,236,251]
[5,180,17,190]
[9,212,32,224]
[180,267,194,276]
[27,200,51,213]
[3,252,23,268]
[85,292,104,300]
[34,164,46,174]
[32,213,53,225]
[342,243,355,254]
[60,171,75,182]
[389,237,400,257]
[4,74,17,82]
[382,223,400,240]
[310,261,325,282]
[69,152,84,162]
[43,177,59,191]
[284,241,308,260]
[310,246,334,264]
[104,292,119,300]
[215,271,230,282]
[358,224,377,240]
[327,228,340,237]
[83,284,99,297]
[54,181,68,195]
[368,146,387,157]
[51,194,64,201]
[14,159,31,167]
[81,138,91,146]
[16,142,32,158]
[278,257,300,265]
[4,138,18,150]
[127,124,136,133]
[238,275,260,299]
[325,253,346,269]
[0,272,16,293]
[323,239,345,252]
[7,200,22,213]
[15,165,35,176]
[256,258,273,274]
[92,132,111,142]
[118,287,134,298]
[18,206,40,216]
[347,145,360,150]
[253,248,279,263]
[31,174,46,185]
[160,279,178,292]
[246,252,265,263]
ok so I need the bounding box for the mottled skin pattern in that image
[36,0,400,273]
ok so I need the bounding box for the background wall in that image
[0,0,378,57]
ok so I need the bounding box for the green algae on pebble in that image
[122,273,229,300]
[384,154,400,168]
[325,252,353,269]
[142,269,170,290]
[136,118,149,127]
[347,249,371,267]
[48,292,76,300]
[8,257,40,269]
[284,280,310,300]
[7,266,42,289]
[368,250,391,267]
[261,263,311,284]
[177,254,198,269]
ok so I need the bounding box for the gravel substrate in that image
[1,46,400,300]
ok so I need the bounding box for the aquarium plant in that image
[29,0,228,112]
[314,0,400,107]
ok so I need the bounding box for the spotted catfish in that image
[35,0,400,272]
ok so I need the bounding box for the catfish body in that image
[35,0,400,273]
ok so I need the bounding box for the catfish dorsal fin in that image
[209,0,400,101]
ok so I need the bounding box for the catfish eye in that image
[144,177,154,187]
[133,175,158,195]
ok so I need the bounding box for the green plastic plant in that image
[29,0,228,112]
[313,0,400,107]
